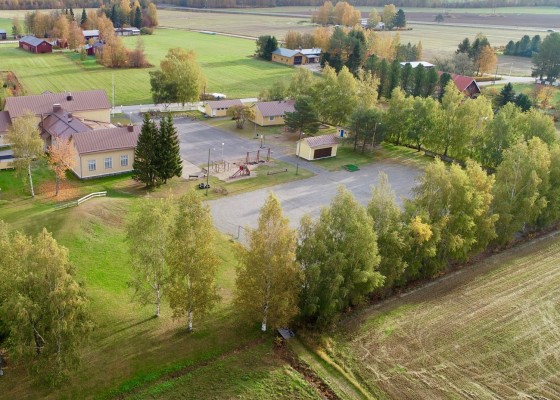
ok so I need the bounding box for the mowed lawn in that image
[0,29,294,105]
[324,233,560,399]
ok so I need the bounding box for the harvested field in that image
[327,232,560,399]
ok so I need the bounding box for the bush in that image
[140,27,154,35]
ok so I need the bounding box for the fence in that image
[54,191,107,211]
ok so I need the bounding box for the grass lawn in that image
[314,231,560,399]
[0,167,320,399]
[0,29,295,105]
[0,17,11,32]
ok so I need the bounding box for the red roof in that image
[254,100,295,117]
[303,134,339,148]
[71,126,140,155]
[4,90,111,119]
[437,72,480,93]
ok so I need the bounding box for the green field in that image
[312,231,560,399]
[0,28,295,105]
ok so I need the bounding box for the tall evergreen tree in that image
[424,67,439,97]
[133,114,159,188]
[394,8,406,28]
[377,58,390,99]
[80,8,87,27]
[497,83,516,107]
[438,72,453,101]
[69,6,74,21]
[157,115,183,184]
[388,59,401,96]
[284,95,320,136]
[413,64,426,97]
[134,6,142,29]
[400,62,414,94]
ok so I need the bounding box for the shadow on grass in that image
[112,316,158,335]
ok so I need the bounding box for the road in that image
[478,75,536,86]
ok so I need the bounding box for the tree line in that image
[151,0,560,9]
[504,34,542,58]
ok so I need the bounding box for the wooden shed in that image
[296,134,339,161]
[19,36,53,53]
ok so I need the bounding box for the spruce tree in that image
[134,6,143,29]
[158,115,183,184]
[133,114,159,188]
[69,6,74,21]
[80,8,87,27]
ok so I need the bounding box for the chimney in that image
[53,103,62,112]
[127,124,134,132]
[66,92,73,101]
[67,112,73,122]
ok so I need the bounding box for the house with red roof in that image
[438,72,481,98]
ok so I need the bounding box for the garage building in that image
[296,134,339,161]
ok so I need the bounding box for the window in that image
[104,157,112,169]
[269,116,275,121]
[88,160,96,171]
[120,155,128,167]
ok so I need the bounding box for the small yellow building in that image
[204,99,243,117]
[0,111,10,147]
[69,125,140,179]
[296,134,339,161]
[271,47,322,66]
[250,100,295,126]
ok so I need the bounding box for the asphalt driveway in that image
[209,161,420,242]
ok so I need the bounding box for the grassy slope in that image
[0,29,294,104]
[322,232,560,399]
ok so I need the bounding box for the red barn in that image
[19,36,53,54]
[438,71,481,98]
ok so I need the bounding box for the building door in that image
[313,147,332,159]
[293,56,302,65]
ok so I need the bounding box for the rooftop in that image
[400,61,435,68]
[254,100,295,117]
[272,47,322,58]
[206,99,243,109]
[19,35,51,47]
[71,125,140,155]
[42,111,92,140]
[0,111,10,133]
[302,134,339,148]
[4,90,111,119]
[438,72,480,93]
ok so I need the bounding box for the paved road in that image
[209,161,420,242]
[478,75,536,86]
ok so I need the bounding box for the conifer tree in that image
[235,193,300,332]
[157,115,183,184]
[133,113,159,188]
[134,6,142,29]
[167,191,220,332]
[80,8,87,27]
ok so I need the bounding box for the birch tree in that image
[235,193,300,332]
[0,226,92,385]
[6,111,43,197]
[167,191,219,332]
[126,198,173,318]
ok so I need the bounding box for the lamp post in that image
[260,134,264,148]
[221,142,224,161]
[371,122,381,155]
[295,131,304,176]
[206,147,213,196]
[129,111,132,124]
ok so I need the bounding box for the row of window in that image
[88,155,128,172]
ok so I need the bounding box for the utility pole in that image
[206,147,211,196]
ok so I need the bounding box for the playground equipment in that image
[245,148,271,164]
[230,164,251,179]
[211,160,231,173]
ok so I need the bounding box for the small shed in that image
[204,99,243,117]
[0,29,6,40]
[296,134,339,161]
[82,29,99,41]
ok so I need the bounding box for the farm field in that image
[320,231,560,399]
[0,28,295,105]
[0,169,320,399]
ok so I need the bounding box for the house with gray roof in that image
[250,100,295,126]
[271,47,321,66]
[19,36,53,53]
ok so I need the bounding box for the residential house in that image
[83,29,100,41]
[19,36,53,53]
[0,30,6,40]
[250,100,295,126]
[271,47,321,66]
[2,90,141,179]
[296,134,339,161]
[400,61,435,69]
[114,27,140,36]
[68,125,140,179]
[204,99,243,117]
[438,72,481,98]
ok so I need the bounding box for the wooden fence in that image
[54,191,107,211]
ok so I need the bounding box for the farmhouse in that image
[271,47,321,66]
[0,30,6,40]
[18,36,53,53]
[438,72,481,98]
[115,27,140,36]
[296,134,339,161]
[250,100,295,126]
[204,99,243,117]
